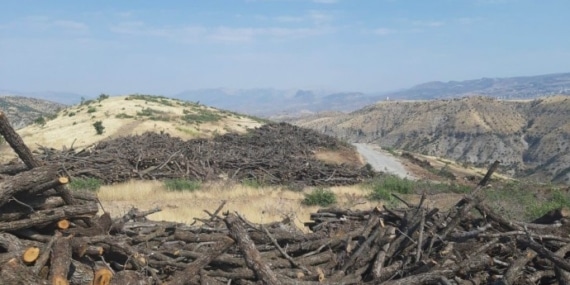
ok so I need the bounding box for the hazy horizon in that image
[2,0,570,96]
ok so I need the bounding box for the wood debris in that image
[1,112,570,284]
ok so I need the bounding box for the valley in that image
[289,95,570,184]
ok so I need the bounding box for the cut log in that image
[92,268,113,285]
[169,236,234,285]
[0,165,58,207]
[32,234,57,275]
[109,270,150,285]
[0,111,42,168]
[0,203,98,232]
[0,258,49,285]
[224,213,282,285]
[0,111,75,205]
[58,219,71,230]
[22,246,40,264]
[49,234,73,285]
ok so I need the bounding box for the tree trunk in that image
[49,233,73,285]
[224,213,282,285]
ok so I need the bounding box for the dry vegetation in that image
[97,180,379,230]
[4,94,570,284]
[291,95,570,184]
[0,95,262,162]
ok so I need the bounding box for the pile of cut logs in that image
[2,112,570,285]
[22,122,375,187]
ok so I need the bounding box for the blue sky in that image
[1,0,569,96]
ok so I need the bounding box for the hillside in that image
[0,96,64,129]
[290,95,570,184]
[0,95,264,161]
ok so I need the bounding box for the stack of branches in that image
[3,112,570,284]
[24,122,374,186]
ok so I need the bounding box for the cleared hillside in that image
[291,95,570,184]
[0,95,263,162]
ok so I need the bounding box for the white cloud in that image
[373,28,395,36]
[4,16,89,34]
[110,21,331,44]
[52,20,89,32]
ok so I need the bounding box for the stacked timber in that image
[2,112,570,284]
[27,122,375,186]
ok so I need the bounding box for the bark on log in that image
[0,232,24,265]
[49,233,73,285]
[0,112,41,168]
[110,270,151,285]
[0,258,49,285]
[0,165,58,207]
[0,111,75,205]
[0,203,98,232]
[169,236,235,285]
[224,213,282,285]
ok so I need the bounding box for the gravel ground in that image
[354,143,416,180]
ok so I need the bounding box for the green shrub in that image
[242,178,264,189]
[87,106,97,113]
[164,179,202,192]
[182,111,223,124]
[69,177,102,192]
[115,113,134,119]
[93,121,105,135]
[34,116,46,126]
[98,94,110,101]
[527,189,570,220]
[303,188,337,207]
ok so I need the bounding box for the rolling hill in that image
[290,95,570,184]
[0,96,64,129]
[0,95,264,162]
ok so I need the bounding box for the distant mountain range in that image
[2,72,570,116]
[173,89,380,117]
[386,72,570,100]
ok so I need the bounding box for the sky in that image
[1,0,569,96]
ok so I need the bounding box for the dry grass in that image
[314,148,364,167]
[97,180,379,230]
[2,96,263,162]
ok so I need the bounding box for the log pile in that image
[20,122,374,187]
[3,112,570,284]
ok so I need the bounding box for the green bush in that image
[527,189,570,220]
[69,177,102,192]
[93,121,105,135]
[87,106,97,113]
[303,188,337,207]
[115,113,134,119]
[182,111,223,124]
[98,94,110,101]
[34,116,46,126]
[242,178,264,189]
[164,179,202,192]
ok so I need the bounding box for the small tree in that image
[93,121,105,135]
[98,93,110,102]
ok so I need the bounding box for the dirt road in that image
[354,143,416,180]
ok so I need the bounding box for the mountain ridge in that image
[289,95,570,184]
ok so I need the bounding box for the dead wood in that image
[225,213,282,285]
[49,233,73,285]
